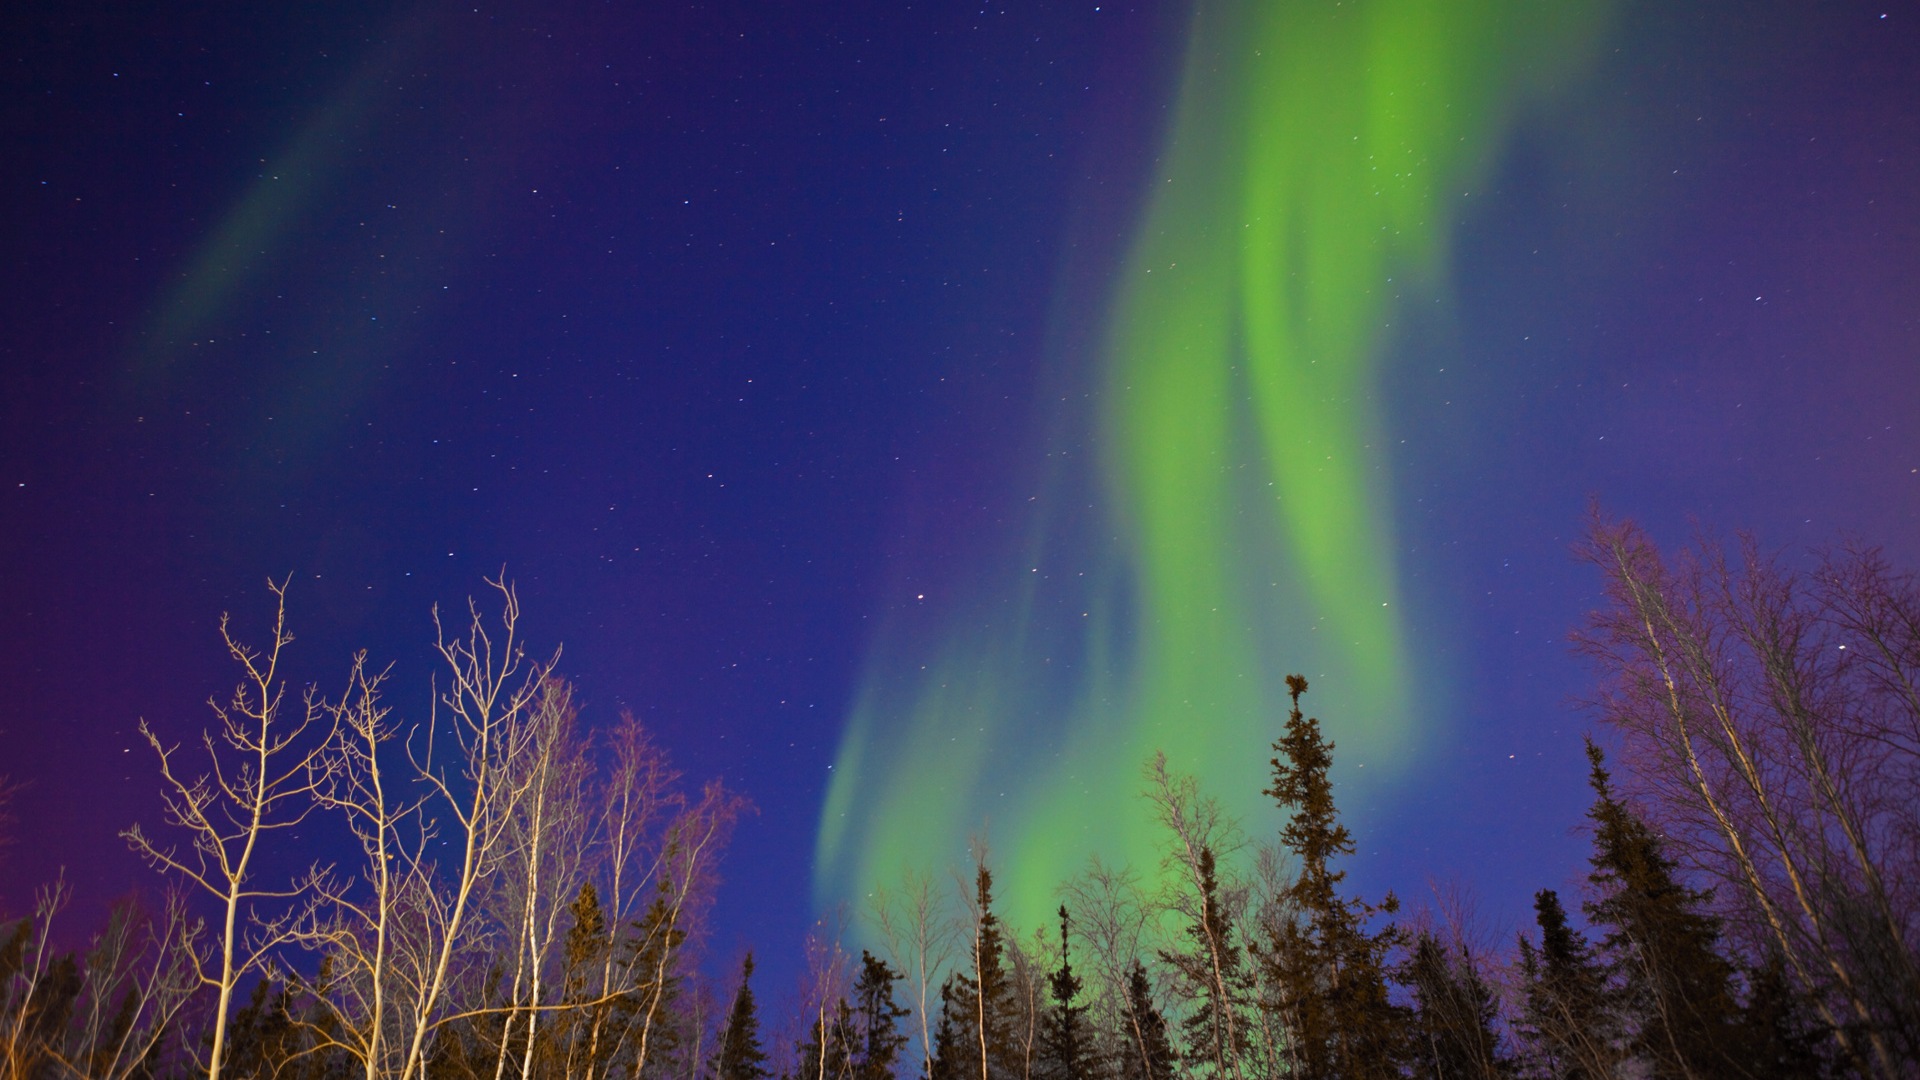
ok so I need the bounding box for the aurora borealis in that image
[819,0,1610,926]
[3,0,1919,993]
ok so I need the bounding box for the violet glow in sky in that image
[2,0,1918,983]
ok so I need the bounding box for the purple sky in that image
[2,0,1917,999]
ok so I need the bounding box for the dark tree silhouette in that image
[945,865,1017,1080]
[1515,889,1620,1080]
[713,955,770,1080]
[1581,740,1745,1080]
[1402,931,1507,1080]
[1261,675,1404,1080]
[1037,907,1092,1080]
[851,951,910,1080]
[1113,962,1174,1080]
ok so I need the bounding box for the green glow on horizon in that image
[821,0,1607,929]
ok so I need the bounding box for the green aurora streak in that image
[821,0,1607,928]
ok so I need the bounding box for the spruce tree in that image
[1402,931,1507,1080]
[1581,739,1744,1080]
[619,884,691,1077]
[929,978,968,1080]
[1515,889,1617,1080]
[556,882,612,1076]
[852,951,911,1080]
[1115,962,1175,1080]
[1261,674,1404,1080]
[223,978,301,1080]
[1038,906,1093,1080]
[1737,954,1833,1078]
[714,954,771,1080]
[946,864,1018,1080]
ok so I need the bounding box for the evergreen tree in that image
[618,883,692,1078]
[558,881,613,1078]
[946,864,1018,1080]
[1581,739,1745,1080]
[1515,889,1618,1080]
[851,951,910,1080]
[929,978,968,1080]
[1114,962,1174,1080]
[1038,906,1093,1080]
[223,978,301,1080]
[1402,931,1508,1080]
[564,882,610,992]
[1261,674,1404,1080]
[714,954,770,1080]
[1737,954,1833,1079]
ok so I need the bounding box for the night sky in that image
[4,0,1918,998]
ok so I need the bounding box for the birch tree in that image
[1579,518,1920,1076]
[122,578,332,1080]
[869,868,956,1080]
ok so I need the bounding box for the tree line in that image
[3,518,1917,1079]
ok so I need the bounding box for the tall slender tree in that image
[795,1000,855,1080]
[1401,931,1507,1080]
[1514,889,1619,1080]
[1157,848,1246,1080]
[851,951,909,1080]
[1142,756,1245,1080]
[946,864,1017,1080]
[712,955,769,1080]
[1261,675,1404,1080]
[1112,963,1173,1080]
[1580,739,1745,1080]
[1037,908,1091,1080]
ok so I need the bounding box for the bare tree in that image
[801,913,854,1080]
[1,879,71,1079]
[1060,860,1161,1080]
[122,578,333,1080]
[56,894,202,1080]
[574,713,684,1080]
[485,678,595,1080]
[0,879,200,1080]
[288,652,434,1080]
[390,577,552,1080]
[869,867,957,1080]
[1578,517,1920,1077]
[614,777,748,1080]
[1005,930,1049,1080]
[1142,753,1247,1080]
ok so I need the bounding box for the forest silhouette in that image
[3,516,1916,1080]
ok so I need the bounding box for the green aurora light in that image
[821,0,1608,928]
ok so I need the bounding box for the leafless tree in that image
[1005,930,1049,1080]
[288,651,433,1080]
[1,879,71,1079]
[571,713,684,1080]
[1579,517,1920,1078]
[1060,860,1163,1080]
[388,577,552,1080]
[1142,752,1247,1080]
[482,678,595,1080]
[122,577,333,1080]
[801,913,853,1080]
[0,879,200,1080]
[869,867,957,1080]
[622,778,746,1080]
